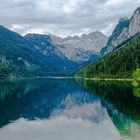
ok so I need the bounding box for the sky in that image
[0,0,140,37]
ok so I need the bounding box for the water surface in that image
[0,79,140,140]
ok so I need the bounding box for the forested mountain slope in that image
[77,35,140,78]
[0,25,77,78]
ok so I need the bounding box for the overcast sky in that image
[0,0,140,37]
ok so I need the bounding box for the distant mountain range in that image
[78,7,140,79]
[0,25,107,78]
[0,26,79,78]
[1,7,140,78]
[50,32,108,63]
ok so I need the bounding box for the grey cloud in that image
[0,0,140,37]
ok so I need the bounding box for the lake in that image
[0,78,140,140]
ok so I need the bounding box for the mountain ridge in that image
[0,25,78,78]
[78,7,140,79]
[50,31,108,63]
[102,7,140,55]
[77,35,140,78]
[0,25,107,78]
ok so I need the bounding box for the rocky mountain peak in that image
[134,7,140,14]
[129,7,140,36]
[103,7,140,55]
[50,32,108,63]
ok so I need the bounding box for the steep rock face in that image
[129,7,140,36]
[50,31,108,63]
[103,7,140,55]
[77,35,140,78]
[111,18,130,47]
[102,17,129,54]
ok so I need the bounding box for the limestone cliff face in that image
[50,31,108,63]
[103,7,140,55]
[129,7,140,36]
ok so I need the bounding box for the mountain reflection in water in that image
[0,79,140,140]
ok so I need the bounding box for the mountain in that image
[0,25,107,78]
[50,31,108,63]
[24,34,78,74]
[77,35,140,78]
[77,7,140,78]
[102,7,140,55]
[0,26,77,78]
[0,25,51,78]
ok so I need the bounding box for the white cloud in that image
[24,28,46,35]
[105,0,130,6]
[101,23,115,35]
[11,24,24,30]
[0,0,139,37]
[63,0,79,14]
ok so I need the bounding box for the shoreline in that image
[0,76,136,82]
[0,76,75,81]
[75,77,134,82]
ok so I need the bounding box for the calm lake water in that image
[0,78,140,140]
